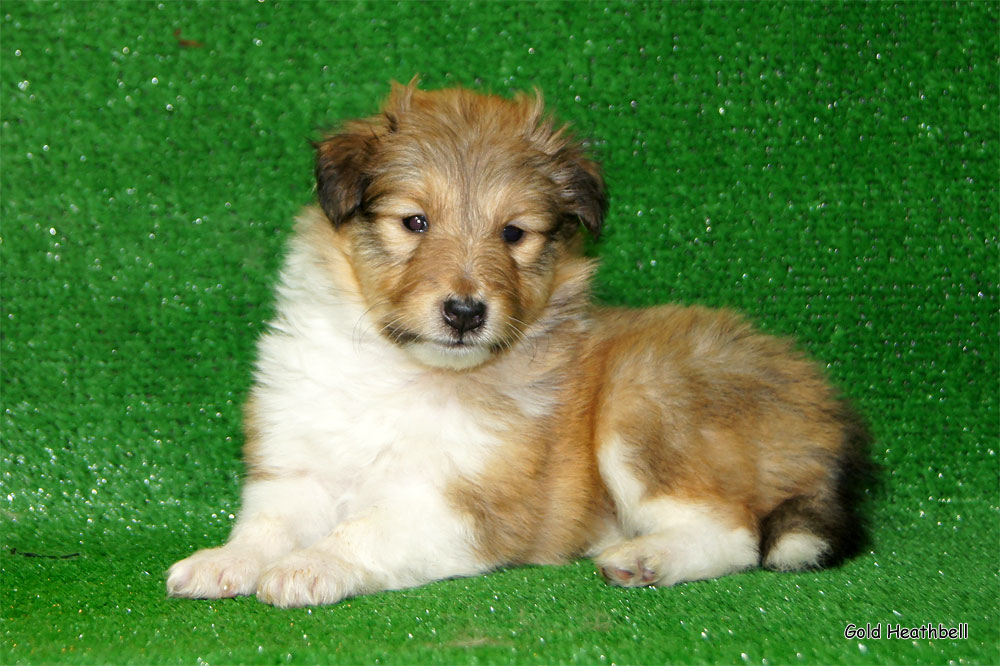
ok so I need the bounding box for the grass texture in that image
[2,2,997,664]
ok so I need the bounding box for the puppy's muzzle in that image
[442,297,487,335]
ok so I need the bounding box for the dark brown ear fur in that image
[314,81,416,226]
[554,144,607,238]
[518,91,607,238]
[314,123,378,227]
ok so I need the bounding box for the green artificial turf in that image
[2,1,997,664]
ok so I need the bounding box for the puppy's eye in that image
[402,215,428,233]
[501,225,525,244]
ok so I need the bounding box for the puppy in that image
[167,82,868,607]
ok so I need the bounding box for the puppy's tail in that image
[759,404,874,571]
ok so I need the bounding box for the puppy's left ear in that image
[556,147,607,238]
[522,91,607,238]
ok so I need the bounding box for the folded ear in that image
[314,79,420,226]
[313,122,378,227]
[518,91,607,238]
[556,146,607,238]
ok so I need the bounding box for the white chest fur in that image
[247,242,504,534]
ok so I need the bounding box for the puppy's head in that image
[315,81,606,370]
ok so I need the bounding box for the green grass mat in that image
[2,2,997,664]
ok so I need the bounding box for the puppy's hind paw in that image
[600,562,661,587]
[166,546,262,599]
[594,539,668,588]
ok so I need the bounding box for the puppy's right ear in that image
[315,80,420,226]
[314,123,378,227]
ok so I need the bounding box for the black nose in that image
[442,298,486,334]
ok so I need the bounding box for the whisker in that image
[353,297,392,350]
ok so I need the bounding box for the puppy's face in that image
[315,84,606,370]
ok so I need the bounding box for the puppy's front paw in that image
[166,546,263,599]
[256,552,362,608]
[595,539,669,588]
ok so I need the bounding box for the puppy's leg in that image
[256,489,485,607]
[594,501,760,587]
[595,435,759,587]
[166,475,335,599]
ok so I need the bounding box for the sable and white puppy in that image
[167,82,867,607]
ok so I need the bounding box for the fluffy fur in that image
[166,82,868,607]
